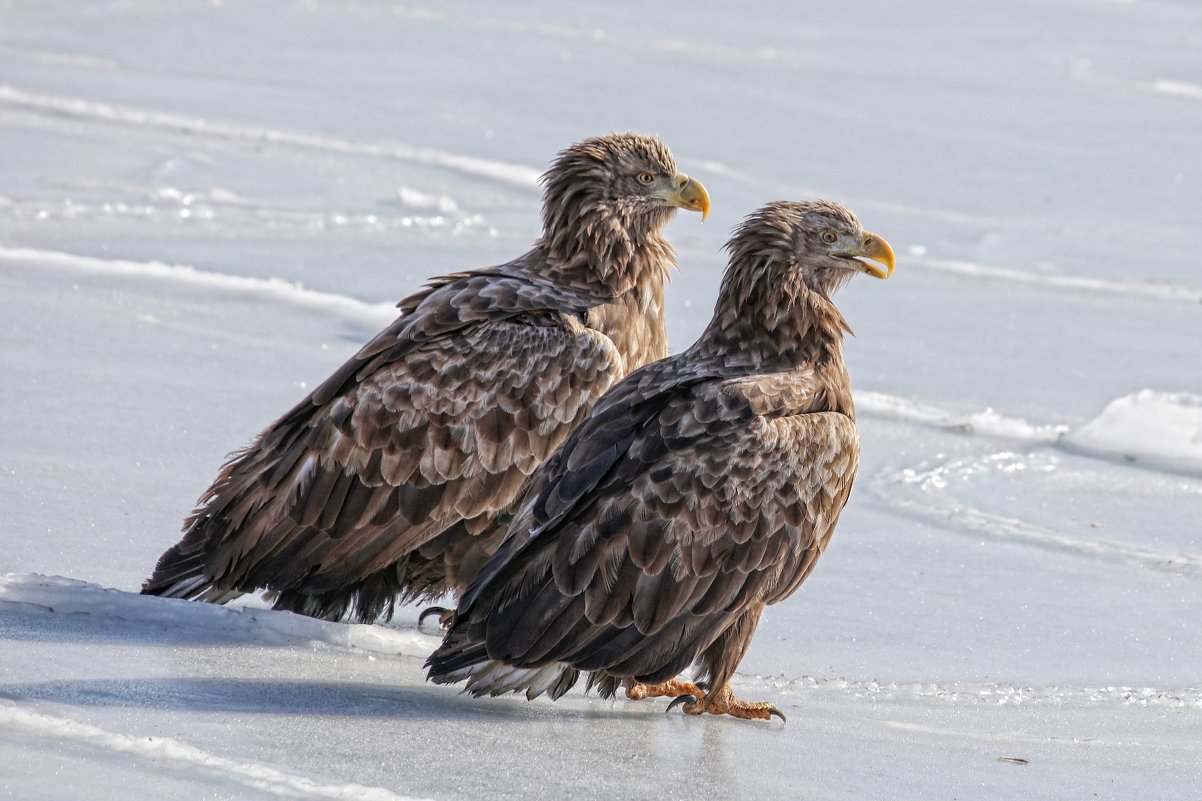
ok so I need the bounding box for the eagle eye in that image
[637,171,655,185]
[821,230,838,244]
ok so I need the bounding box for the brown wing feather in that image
[310,276,670,618]
[441,369,859,688]
[143,131,698,622]
[142,275,624,618]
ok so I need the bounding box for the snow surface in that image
[2,1,1201,799]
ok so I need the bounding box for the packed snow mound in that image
[860,388,1202,477]
[0,574,438,659]
[1065,390,1202,475]
[855,391,1068,443]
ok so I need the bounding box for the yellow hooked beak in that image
[842,231,896,279]
[656,174,711,221]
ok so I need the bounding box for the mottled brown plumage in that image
[426,199,895,720]
[141,133,710,621]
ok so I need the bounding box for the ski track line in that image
[879,720,1198,753]
[342,1,600,41]
[0,700,430,801]
[1137,79,1202,102]
[911,255,1202,303]
[340,4,808,57]
[0,245,399,327]
[0,84,541,191]
[871,475,1202,577]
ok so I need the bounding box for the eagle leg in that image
[624,678,704,702]
[665,683,786,722]
[418,605,455,630]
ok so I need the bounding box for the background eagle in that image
[141,132,711,623]
[427,199,894,721]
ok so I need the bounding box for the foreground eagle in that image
[142,133,711,622]
[427,199,894,721]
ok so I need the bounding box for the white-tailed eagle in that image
[427,199,893,721]
[142,133,710,624]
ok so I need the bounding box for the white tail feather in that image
[450,658,575,700]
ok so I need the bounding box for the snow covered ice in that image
[2,1,1200,799]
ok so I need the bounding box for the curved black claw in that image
[768,705,787,723]
[665,694,699,714]
[418,605,451,630]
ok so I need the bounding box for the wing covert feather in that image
[171,310,623,599]
[473,377,860,678]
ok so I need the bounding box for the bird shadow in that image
[0,674,705,729]
[0,676,529,723]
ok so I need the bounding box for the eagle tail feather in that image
[427,641,579,701]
